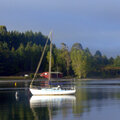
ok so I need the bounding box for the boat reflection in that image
[30,95,76,120]
[30,95,76,107]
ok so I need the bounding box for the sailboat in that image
[29,32,76,95]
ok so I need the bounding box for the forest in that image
[0,25,120,78]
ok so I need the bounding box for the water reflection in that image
[30,95,76,120]
[73,81,120,118]
[30,95,76,107]
[1,80,120,120]
[0,90,33,120]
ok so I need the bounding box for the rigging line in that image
[30,31,52,88]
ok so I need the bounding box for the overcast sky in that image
[0,0,120,57]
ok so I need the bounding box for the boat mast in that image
[48,32,52,81]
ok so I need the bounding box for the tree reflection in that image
[73,81,120,117]
[1,81,120,120]
[0,91,35,120]
[73,82,89,116]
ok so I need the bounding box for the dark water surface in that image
[0,79,120,120]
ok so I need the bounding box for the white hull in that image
[30,88,76,95]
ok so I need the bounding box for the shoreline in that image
[77,77,120,81]
[0,76,120,83]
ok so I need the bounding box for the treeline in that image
[0,26,50,75]
[0,25,120,78]
[0,26,49,50]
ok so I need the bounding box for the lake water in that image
[0,79,120,120]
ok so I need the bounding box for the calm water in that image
[0,79,120,120]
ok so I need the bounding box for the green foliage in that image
[0,26,49,50]
[30,73,34,78]
[46,51,54,68]
[71,47,92,78]
[0,26,49,75]
[0,25,7,34]
[113,56,120,66]
[71,43,83,51]
[94,50,102,57]
[60,43,71,75]
[0,26,120,78]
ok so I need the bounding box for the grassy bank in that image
[0,76,120,81]
[0,76,29,80]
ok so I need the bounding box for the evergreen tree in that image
[0,25,7,34]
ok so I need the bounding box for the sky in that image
[0,0,120,57]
